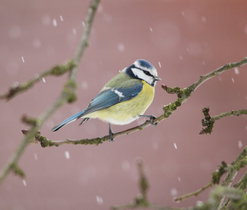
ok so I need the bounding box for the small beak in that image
[154,76,162,81]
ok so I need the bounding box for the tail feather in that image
[52,110,85,132]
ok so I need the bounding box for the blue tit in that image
[52,59,161,140]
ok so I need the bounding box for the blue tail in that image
[52,110,85,132]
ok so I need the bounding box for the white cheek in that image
[131,68,153,85]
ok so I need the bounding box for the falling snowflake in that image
[22,179,27,187]
[64,151,70,159]
[238,140,243,149]
[52,19,58,27]
[158,61,162,68]
[170,188,178,196]
[96,195,103,205]
[42,77,46,83]
[72,28,77,35]
[21,56,25,63]
[117,43,125,52]
[234,67,240,75]
[59,15,64,22]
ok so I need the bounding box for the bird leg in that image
[139,115,157,125]
[79,117,89,125]
[108,124,114,141]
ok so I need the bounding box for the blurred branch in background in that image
[0,61,76,101]
[112,160,172,210]
[31,57,247,147]
[112,148,247,210]
[0,0,101,184]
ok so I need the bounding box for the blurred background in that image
[0,0,247,209]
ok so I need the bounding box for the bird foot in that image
[139,115,157,125]
[79,118,89,125]
[109,124,114,141]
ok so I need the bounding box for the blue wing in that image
[52,83,143,132]
[83,83,143,115]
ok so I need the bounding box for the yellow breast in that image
[85,81,155,125]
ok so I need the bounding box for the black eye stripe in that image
[135,66,154,78]
[126,65,155,80]
[143,70,153,77]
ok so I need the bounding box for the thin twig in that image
[174,146,247,204]
[0,59,76,101]
[174,182,212,202]
[174,161,228,202]
[234,173,247,191]
[112,161,176,210]
[200,108,247,134]
[0,0,101,184]
[209,186,246,210]
[222,147,247,186]
[187,57,247,93]
[213,109,247,120]
[70,0,100,80]
[217,147,247,209]
[35,57,247,146]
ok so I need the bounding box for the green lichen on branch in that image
[10,163,25,178]
[200,108,247,135]
[21,115,38,127]
[210,186,247,210]
[162,85,184,98]
[0,80,34,101]
[221,147,247,188]
[200,107,215,134]
[34,131,108,147]
[161,85,186,117]
[212,161,228,184]
[35,133,59,147]
[234,173,247,191]
[71,137,107,145]
[49,60,76,76]
[62,79,77,103]
[163,100,182,118]
[161,84,197,119]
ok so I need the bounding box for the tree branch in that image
[70,0,99,80]
[200,108,247,134]
[174,161,228,202]
[112,156,247,210]
[0,0,100,100]
[174,183,213,203]
[217,146,247,209]
[0,0,101,184]
[174,146,247,203]
[34,57,247,147]
[112,161,175,210]
[0,60,76,101]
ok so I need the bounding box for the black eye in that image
[143,70,153,78]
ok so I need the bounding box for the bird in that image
[52,59,161,140]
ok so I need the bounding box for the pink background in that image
[0,0,247,209]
